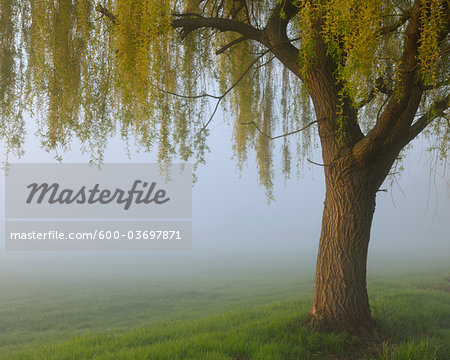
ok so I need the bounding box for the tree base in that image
[304,312,376,339]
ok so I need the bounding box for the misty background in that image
[0,110,449,281]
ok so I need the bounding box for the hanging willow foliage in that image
[0,0,448,189]
[0,0,26,161]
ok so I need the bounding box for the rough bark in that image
[307,152,379,334]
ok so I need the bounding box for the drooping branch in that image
[216,36,246,54]
[242,118,321,140]
[440,44,450,55]
[199,49,270,132]
[149,84,222,100]
[376,10,411,35]
[307,158,329,167]
[423,79,450,91]
[357,77,394,110]
[95,4,117,24]
[407,95,449,143]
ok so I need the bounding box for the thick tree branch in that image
[172,15,263,41]
[355,0,449,165]
[172,12,204,19]
[95,4,264,44]
[407,95,449,143]
[261,1,301,76]
[354,1,425,163]
[172,2,302,77]
[96,2,301,77]
[171,2,303,83]
[267,0,300,25]
[305,20,364,153]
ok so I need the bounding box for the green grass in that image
[0,268,448,360]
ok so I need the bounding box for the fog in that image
[1,112,449,281]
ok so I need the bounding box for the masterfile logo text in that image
[6,163,191,219]
[26,180,170,210]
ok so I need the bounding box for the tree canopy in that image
[0,0,448,188]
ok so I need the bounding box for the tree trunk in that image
[307,153,379,334]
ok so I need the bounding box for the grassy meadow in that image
[0,256,448,360]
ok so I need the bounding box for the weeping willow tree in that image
[1,0,449,333]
